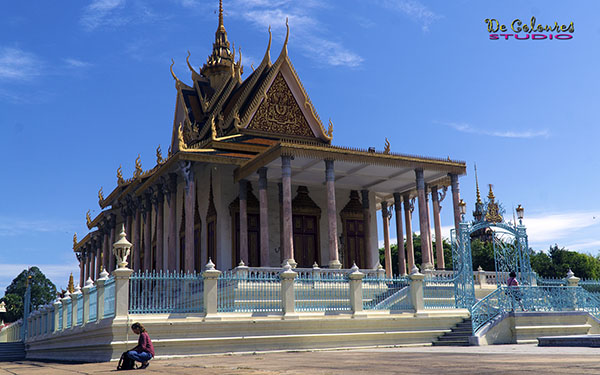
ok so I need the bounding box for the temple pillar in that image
[239,179,249,264]
[393,193,406,276]
[108,215,116,272]
[415,169,432,270]
[84,248,90,281]
[258,168,270,267]
[431,185,445,269]
[361,190,374,269]
[133,201,141,272]
[281,155,296,267]
[143,193,152,272]
[90,247,96,281]
[381,201,392,277]
[79,254,85,288]
[154,186,164,272]
[181,162,195,272]
[425,190,434,268]
[325,160,341,269]
[450,173,461,234]
[96,236,102,279]
[167,174,178,272]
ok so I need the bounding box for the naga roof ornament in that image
[156,145,164,164]
[73,233,77,249]
[327,119,333,138]
[178,123,188,150]
[134,154,143,178]
[98,187,104,205]
[86,210,92,226]
[117,165,124,185]
[383,138,391,154]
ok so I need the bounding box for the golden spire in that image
[383,138,391,154]
[487,184,495,200]
[218,0,224,32]
[201,0,234,78]
[475,164,482,205]
[67,273,74,294]
[98,187,104,205]
[117,165,124,185]
[73,233,78,249]
[86,210,92,226]
[134,154,142,178]
[156,145,164,164]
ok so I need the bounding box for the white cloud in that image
[0,217,77,237]
[377,0,442,32]
[81,0,126,31]
[438,121,550,139]
[0,47,38,81]
[64,58,92,68]
[525,211,600,247]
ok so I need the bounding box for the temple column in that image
[167,174,178,272]
[393,193,406,276]
[450,173,461,234]
[85,248,90,281]
[96,236,102,279]
[325,160,341,269]
[143,193,152,271]
[425,190,434,268]
[181,162,195,272]
[258,168,270,267]
[281,156,296,267]
[403,195,415,272]
[154,186,164,272]
[79,254,84,287]
[90,247,96,281]
[415,169,432,270]
[361,190,374,269]
[108,215,116,272]
[239,179,249,264]
[133,200,142,272]
[381,201,392,277]
[278,182,283,265]
[431,186,445,269]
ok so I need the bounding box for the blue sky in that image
[1,0,599,295]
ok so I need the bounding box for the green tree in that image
[379,234,453,276]
[0,267,57,323]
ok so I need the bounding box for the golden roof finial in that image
[281,18,290,57]
[218,0,225,32]
[156,145,164,164]
[67,273,74,294]
[86,210,92,226]
[251,63,255,72]
[117,165,124,185]
[384,138,391,154]
[73,233,78,249]
[178,122,188,150]
[475,164,482,205]
[134,154,142,178]
[261,26,272,66]
[488,184,495,200]
[327,118,333,138]
[186,50,200,78]
[98,186,104,205]
[170,59,181,85]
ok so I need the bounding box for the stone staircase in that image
[0,342,26,361]
[432,318,472,346]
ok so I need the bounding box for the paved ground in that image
[2,345,600,374]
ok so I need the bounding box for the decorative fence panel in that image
[130,271,204,314]
[295,272,350,312]
[89,287,97,322]
[66,300,73,329]
[76,294,83,326]
[579,279,600,298]
[424,276,456,309]
[218,270,281,313]
[363,275,411,311]
[103,277,116,318]
[57,304,63,331]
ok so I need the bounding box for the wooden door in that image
[343,219,366,268]
[293,214,319,268]
[233,213,261,266]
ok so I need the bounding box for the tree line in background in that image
[0,267,56,324]
[379,234,600,280]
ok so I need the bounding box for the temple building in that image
[73,2,467,286]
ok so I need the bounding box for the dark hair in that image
[509,271,516,278]
[131,322,146,333]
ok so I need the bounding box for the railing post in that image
[96,269,109,320]
[477,266,487,287]
[280,262,298,319]
[376,262,385,279]
[349,263,366,317]
[202,259,222,320]
[61,292,71,331]
[409,266,425,313]
[566,269,580,287]
[113,268,133,318]
[81,277,93,324]
[71,285,81,327]
[52,300,61,332]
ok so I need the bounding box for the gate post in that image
[280,262,298,319]
[202,259,222,319]
[409,266,425,313]
[349,264,365,317]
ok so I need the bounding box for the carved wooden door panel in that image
[293,215,319,268]
[233,213,261,267]
[343,219,366,268]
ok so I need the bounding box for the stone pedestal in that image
[349,265,365,317]
[409,268,425,313]
[280,263,298,319]
[113,268,133,318]
[202,262,222,319]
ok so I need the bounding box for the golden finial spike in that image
[86,210,92,226]
[281,18,290,56]
[475,164,482,204]
[186,51,200,77]
[218,0,224,31]
[116,165,124,185]
[262,26,272,65]
[488,184,495,200]
[134,154,143,178]
[327,118,333,138]
[384,138,391,154]
[67,273,74,294]
[98,187,104,204]
[178,123,188,150]
[170,59,181,84]
[156,145,164,164]
[73,233,78,249]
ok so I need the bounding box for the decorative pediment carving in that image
[248,72,315,138]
